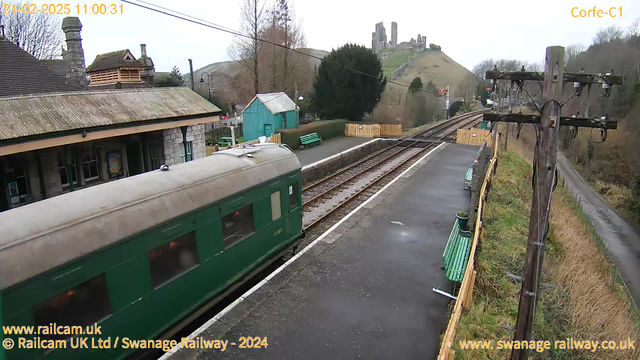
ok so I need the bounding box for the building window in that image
[57,150,78,187]
[7,157,29,203]
[150,145,165,170]
[32,274,112,340]
[148,232,198,288]
[179,142,193,163]
[80,147,100,181]
[289,183,298,209]
[222,205,255,248]
[271,192,281,221]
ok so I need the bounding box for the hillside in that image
[185,48,329,89]
[383,48,475,94]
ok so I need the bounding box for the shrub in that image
[278,119,347,148]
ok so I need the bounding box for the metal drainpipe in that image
[35,151,47,199]
[180,126,189,162]
[66,146,74,192]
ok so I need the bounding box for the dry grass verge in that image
[453,147,639,359]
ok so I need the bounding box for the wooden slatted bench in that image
[464,166,473,190]
[442,220,472,283]
[300,133,322,148]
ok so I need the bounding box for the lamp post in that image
[199,72,213,103]
[294,84,303,128]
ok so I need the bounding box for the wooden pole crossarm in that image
[485,71,623,86]
[564,72,623,86]
[483,113,617,129]
[485,70,544,82]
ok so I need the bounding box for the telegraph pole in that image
[482,46,622,360]
[510,46,564,360]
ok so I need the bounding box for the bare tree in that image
[472,59,495,79]
[565,43,585,68]
[228,0,267,96]
[0,0,63,59]
[260,0,306,96]
[593,25,624,45]
[456,73,479,100]
[627,18,640,38]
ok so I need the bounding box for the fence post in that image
[468,159,479,231]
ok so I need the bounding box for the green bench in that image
[300,133,322,148]
[442,219,472,283]
[464,166,473,190]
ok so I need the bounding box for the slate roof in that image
[245,92,297,115]
[86,49,144,72]
[0,36,84,98]
[0,87,221,141]
[41,59,71,77]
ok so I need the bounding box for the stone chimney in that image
[61,17,88,88]
[139,43,155,86]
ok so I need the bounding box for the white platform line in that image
[160,142,446,358]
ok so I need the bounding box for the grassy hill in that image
[381,49,414,77]
[383,48,475,95]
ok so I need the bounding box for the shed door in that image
[264,124,273,137]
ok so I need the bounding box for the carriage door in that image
[287,178,301,240]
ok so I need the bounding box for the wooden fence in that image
[345,123,402,138]
[437,135,499,360]
[456,128,492,146]
[205,133,281,155]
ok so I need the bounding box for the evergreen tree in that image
[409,77,423,94]
[313,44,386,121]
[170,66,184,85]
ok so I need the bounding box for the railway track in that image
[141,111,486,360]
[301,111,485,232]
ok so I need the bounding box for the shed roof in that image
[0,87,221,141]
[0,37,84,97]
[86,49,144,72]
[245,92,297,115]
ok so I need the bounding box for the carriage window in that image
[32,274,111,340]
[148,232,198,288]
[271,192,281,221]
[222,205,255,248]
[289,183,298,209]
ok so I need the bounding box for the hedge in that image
[278,119,347,148]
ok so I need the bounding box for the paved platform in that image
[294,136,374,166]
[167,143,480,360]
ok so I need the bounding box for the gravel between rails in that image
[302,147,422,228]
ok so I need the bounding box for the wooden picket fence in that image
[206,133,281,155]
[456,128,492,146]
[345,123,402,138]
[437,136,499,360]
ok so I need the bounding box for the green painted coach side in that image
[2,171,303,360]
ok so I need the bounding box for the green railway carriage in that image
[0,144,303,360]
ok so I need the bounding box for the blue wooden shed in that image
[242,92,298,141]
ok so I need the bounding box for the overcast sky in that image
[42,0,640,73]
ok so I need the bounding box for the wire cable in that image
[120,0,442,96]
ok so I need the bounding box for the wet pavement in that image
[167,143,480,360]
[557,152,640,307]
